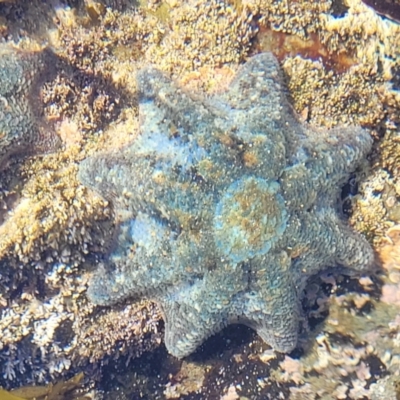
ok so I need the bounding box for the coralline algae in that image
[78,52,374,358]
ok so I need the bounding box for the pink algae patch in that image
[378,225,400,271]
[377,225,400,305]
[381,284,400,306]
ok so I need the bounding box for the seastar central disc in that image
[214,177,288,263]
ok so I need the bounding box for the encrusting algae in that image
[145,0,258,76]
[0,372,92,400]
[0,0,400,399]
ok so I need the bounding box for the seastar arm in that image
[86,263,131,306]
[283,208,375,278]
[219,53,292,117]
[77,153,129,205]
[137,67,214,134]
[87,212,220,307]
[212,53,298,178]
[86,255,181,306]
[78,144,213,229]
[240,251,300,353]
[86,214,184,305]
[158,262,248,358]
[160,299,227,358]
[280,126,372,211]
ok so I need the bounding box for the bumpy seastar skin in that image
[79,52,374,358]
[214,177,288,264]
[0,44,61,169]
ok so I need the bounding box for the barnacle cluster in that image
[243,0,331,38]
[282,57,386,128]
[146,0,258,76]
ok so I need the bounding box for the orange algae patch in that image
[378,225,400,271]
[377,226,400,306]
[254,28,357,73]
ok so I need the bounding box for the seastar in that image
[0,44,61,169]
[78,53,374,358]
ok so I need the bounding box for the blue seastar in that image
[0,44,60,169]
[78,53,374,358]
